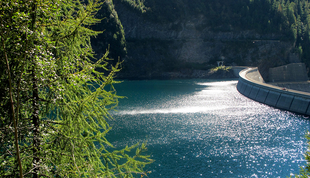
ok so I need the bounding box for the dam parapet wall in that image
[237,68,310,116]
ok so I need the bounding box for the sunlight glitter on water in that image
[109,79,310,178]
[196,80,239,86]
[116,106,230,115]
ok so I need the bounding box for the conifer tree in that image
[292,132,310,177]
[0,0,152,177]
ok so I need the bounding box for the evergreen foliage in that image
[0,0,152,177]
[91,0,147,62]
[92,0,127,62]
[292,132,310,177]
[116,0,149,13]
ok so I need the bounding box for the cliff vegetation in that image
[92,0,310,80]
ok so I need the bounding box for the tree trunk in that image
[32,72,40,178]
[30,2,40,177]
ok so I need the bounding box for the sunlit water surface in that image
[107,79,310,178]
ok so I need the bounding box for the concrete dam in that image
[237,66,310,116]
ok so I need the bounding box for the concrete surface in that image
[237,67,310,116]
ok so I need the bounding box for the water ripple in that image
[108,79,310,178]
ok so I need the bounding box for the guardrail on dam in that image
[237,68,310,116]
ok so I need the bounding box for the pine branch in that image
[71,141,81,177]
[0,1,152,177]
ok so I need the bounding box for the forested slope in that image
[92,0,310,80]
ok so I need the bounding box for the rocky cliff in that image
[96,2,298,80]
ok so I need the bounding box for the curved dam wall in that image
[237,68,310,116]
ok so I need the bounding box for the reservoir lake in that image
[107,79,310,177]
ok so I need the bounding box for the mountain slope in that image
[93,0,310,80]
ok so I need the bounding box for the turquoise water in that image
[108,79,310,177]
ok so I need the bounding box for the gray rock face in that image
[113,4,295,79]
